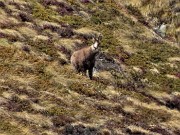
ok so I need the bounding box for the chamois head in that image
[91,34,102,50]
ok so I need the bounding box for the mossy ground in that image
[0,0,180,134]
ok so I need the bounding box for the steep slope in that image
[116,0,180,43]
[0,0,180,135]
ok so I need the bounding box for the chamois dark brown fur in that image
[70,35,102,79]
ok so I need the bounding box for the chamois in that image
[70,34,102,79]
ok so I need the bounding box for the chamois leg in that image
[82,68,87,76]
[88,68,93,80]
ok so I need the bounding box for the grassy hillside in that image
[0,0,180,134]
[117,0,180,43]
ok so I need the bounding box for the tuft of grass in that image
[68,81,96,97]
[46,106,74,117]
[52,115,74,127]
[7,95,33,112]
[60,15,85,28]
[18,27,37,38]
[0,38,11,46]
[126,125,151,135]
[165,95,180,110]
[125,4,146,24]
[31,0,58,22]
[0,117,22,135]
[126,41,179,66]
[0,29,24,41]
[145,71,180,92]
[26,39,59,60]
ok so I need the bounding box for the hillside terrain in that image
[0,0,180,135]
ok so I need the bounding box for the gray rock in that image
[95,52,121,72]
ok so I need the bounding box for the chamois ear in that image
[98,34,102,41]
[92,35,96,42]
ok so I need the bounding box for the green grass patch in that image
[26,39,59,59]
[135,107,171,125]
[126,42,179,66]
[60,15,85,28]
[145,72,180,92]
[31,0,58,22]
[125,52,151,67]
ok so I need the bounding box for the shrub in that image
[22,45,31,53]
[141,0,151,6]
[7,95,33,112]
[165,95,180,110]
[57,27,74,38]
[41,0,58,6]
[150,126,172,135]
[46,106,69,116]
[19,12,32,22]
[0,1,5,8]
[81,0,91,3]
[63,124,98,135]
[52,115,74,127]
[57,7,69,16]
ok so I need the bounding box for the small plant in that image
[7,95,33,112]
[165,95,180,110]
[0,1,5,8]
[22,45,31,53]
[47,106,70,116]
[19,12,32,22]
[60,15,85,28]
[52,115,74,127]
[58,27,74,38]
[41,0,58,6]
[68,82,96,96]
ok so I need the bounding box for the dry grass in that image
[0,29,24,40]
[0,0,179,134]
[18,27,37,38]
[126,125,158,135]
[73,27,99,38]
[0,13,20,28]
[55,38,82,54]
[33,35,49,41]
[14,112,53,127]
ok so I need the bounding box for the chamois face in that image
[92,36,102,50]
[92,41,99,50]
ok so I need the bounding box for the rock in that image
[64,124,98,135]
[95,52,121,72]
[159,23,167,37]
[154,23,167,38]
